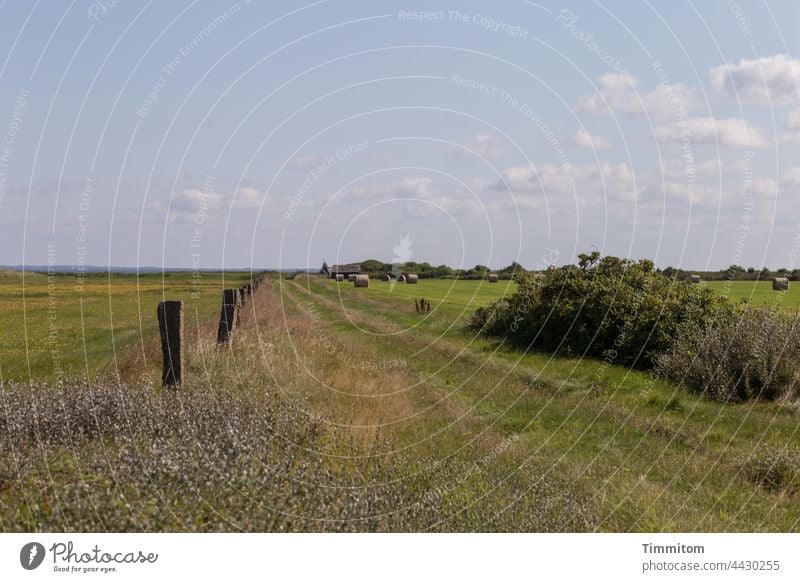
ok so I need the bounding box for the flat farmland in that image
[704,280,800,310]
[2,272,799,531]
[0,270,252,382]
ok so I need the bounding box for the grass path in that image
[277,275,800,531]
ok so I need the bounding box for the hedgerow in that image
[470,251,800,401]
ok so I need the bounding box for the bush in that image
[657,307,800,402]
[470,251,730,369]
[741,447,800,493]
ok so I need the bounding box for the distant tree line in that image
[660,265,800,281]
[357,260,526,280]
[357,259,798,282]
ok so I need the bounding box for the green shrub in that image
[657,307,800,402]
[470,251,730,369]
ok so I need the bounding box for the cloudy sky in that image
[0,0,799,270]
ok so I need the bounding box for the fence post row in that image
[217,288,240,346]
[157,300,184,387]
[158,277,264,383]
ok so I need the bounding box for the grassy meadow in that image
[705,279,800,311]
[2,272,800,531]
[0,269,252,382]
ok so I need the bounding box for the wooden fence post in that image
[217,289,239,346]
[157,300,183,387]
[236,287,243,327]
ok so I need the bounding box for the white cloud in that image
[172,188,220,211]
[337,176,437,204]
[148,185,265,221]
[567,128,612,150]
[649,157,779,207]
[147,188,223,222]
[658,158,736,180]
[783,166,800,189]
[710,54,800,105]
[390,176,438,199]
[329,175,485,220]
[654,117,771,148]
[576,73,700,119]
[752,177,778,199]
[788,108,800,131]
[160,187,222,222]
[781,108,800,143]
[449,133,507,160]
[368,149,393,163]
[230,187,265,209]
[288,155,321,171]
[488,161,639,205]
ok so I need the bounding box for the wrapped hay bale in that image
[690,275,701,283]
[380,274,391,281]
[488,274,499,283]
[397,274,406,282]
[335,274,344,282]
[773,277,789,291]
[406,274,418,284]
[355,274,369,288]
[347,274,357,282]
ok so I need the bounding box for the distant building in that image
[325,262,361,279]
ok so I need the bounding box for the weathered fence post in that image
[217,289,239,346]
[236,287,244,327]
[157,300,183,387]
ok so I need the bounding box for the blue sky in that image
[0,0,799,270]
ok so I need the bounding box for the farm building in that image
[322,262,361,279]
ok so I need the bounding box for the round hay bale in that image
[380,273,391,281]
[689,275,701,283]
[397,274,406,282]
[773,277,789,291]
[488,274,499,283]
[406,274,418,284]
[347,274,357,282]
[354,274,369,288]
[335,274,344,282]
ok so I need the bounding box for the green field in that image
[5,274,795,384]
[0,269,252,382]
[316,277,517,318]
[2,272,800,531]
[705,280,800,310]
